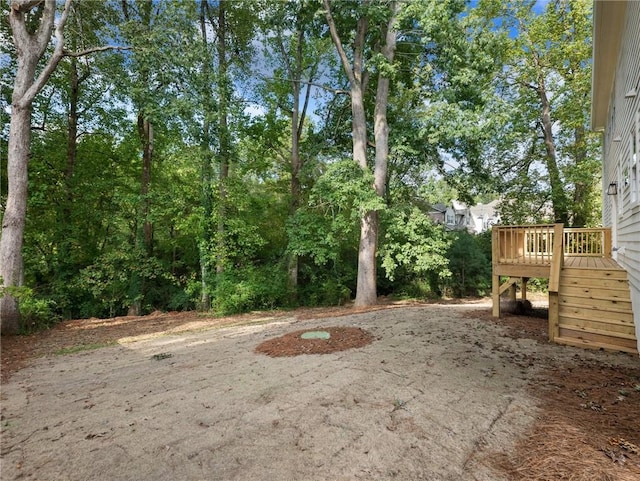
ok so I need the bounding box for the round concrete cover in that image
[300,331,331,340]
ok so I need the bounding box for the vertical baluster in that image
[510,227,513,262]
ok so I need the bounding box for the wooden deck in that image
[492,224,637,354]
[563,256,622,270]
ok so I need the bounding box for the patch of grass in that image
[54,342,115,355]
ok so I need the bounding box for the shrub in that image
[212,264,290,315]
[0,286,60,333]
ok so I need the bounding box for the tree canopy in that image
[0,0,600,333]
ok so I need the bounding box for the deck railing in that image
[563,228,611,257]
[494,225,612,266]
[494,224,557,265]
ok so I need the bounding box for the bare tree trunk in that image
[1,95,31,334]
[355,1,398,307]
[199,0,213,310]
[324,0,373,305]
[216,0,229,277]
[277,14,317,294]
[64,57,79,219]
[536,58,568,225]
[324,0,398,307]
[1,0,70,334]
[571,125,588,227]
[138,114,154,252]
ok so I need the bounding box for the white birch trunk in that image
[1,0,70,334]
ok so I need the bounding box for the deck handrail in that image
[493,225,612,267]
[493,224,556,266]
[563,228,611,257]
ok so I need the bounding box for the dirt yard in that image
[1,299,639,480]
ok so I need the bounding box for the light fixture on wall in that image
[613,135,622,142]
[625,88,637,99]
[607,181,618,195]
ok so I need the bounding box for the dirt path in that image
[1,302,639,480]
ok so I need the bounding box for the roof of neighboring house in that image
[451,200,467,213]
[469,200,500,218]
[591,1,628,130]
[429,203,447,213]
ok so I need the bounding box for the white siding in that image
[602,2,640,349]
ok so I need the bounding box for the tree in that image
[1,0,74,334]
[119,0,199,314]
[480,0,600,226]
[193,0,257,306]
[259,0,331,294]
[323,0,400,306]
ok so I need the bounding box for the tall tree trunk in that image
[356,1,399,307]
[123,0,155,316]
[324,0,375,305]
[1,0,69,334]
[283,20,316,294]
[64,57,79,221]
[324,0,399,307]
[536,60,568,225]
[1,93,31,334]
[199,0,213,310]
[57,56,80,273]
[571,125,588,227]
[138,114,154,252]
[216,0,230,277]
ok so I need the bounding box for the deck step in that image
[554,335,638,354]
[560,297,633,318]
[556,265,637,353]
[559,276,630,290]
[557,321,636,339]
[561,267,627,279]
[559,285,631,300]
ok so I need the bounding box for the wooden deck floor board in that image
[564,256,623,270]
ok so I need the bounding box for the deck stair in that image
[554,259,637,354]
[492,224,638,354]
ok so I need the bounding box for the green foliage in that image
[212,264,290,315]
[477,0,601,226]
[2,0,606,328]
[300,275,352,307]
[0,286,60,333]
[78,248,181,318]
[379,206,451,285]
[287,159,383,265]
[442,231,491,297]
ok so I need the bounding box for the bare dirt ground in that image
[1,298,639,481]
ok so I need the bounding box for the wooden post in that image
[521,277,528,301]
[549,292,559,342]
[548,223,564,342]
[492,274,501,317]
[508,283,516,301]
[603,227,612,257]
[492,227,500,318]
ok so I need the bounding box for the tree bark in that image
[138,114,154,252]
[215,0,230,277]
[64,57,79,216]
[278,11,316,293]
[535,54,568,225]
[199,0,213,310]
[354,1,398,307]
[1,0,69,334]
[324,0,376,305]
[571,125,588,227]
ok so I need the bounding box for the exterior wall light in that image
[607,181,618,195]
[625,88,637,98]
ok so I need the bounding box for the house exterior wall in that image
[594,0,640,350]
